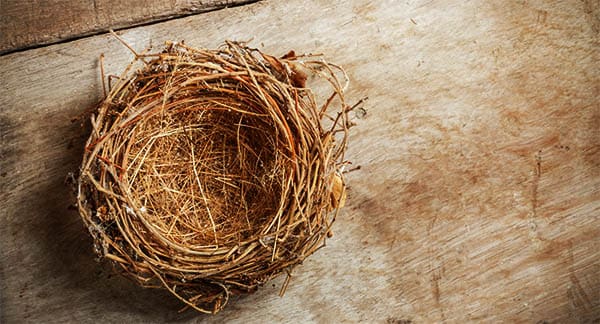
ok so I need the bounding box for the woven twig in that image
[77,40,351,313]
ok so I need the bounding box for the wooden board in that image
[0,0,257,54]
[1,0,599,322]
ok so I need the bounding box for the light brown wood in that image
[0,0,257,54]
[1,0,599,322]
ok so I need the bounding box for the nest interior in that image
[77,40,351,313]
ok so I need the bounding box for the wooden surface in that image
[1,0,599,322]
[0,0,256,54]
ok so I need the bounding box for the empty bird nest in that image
[77,39,354,313]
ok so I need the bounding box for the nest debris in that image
[77,40,352,313]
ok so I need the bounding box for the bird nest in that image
[77,40,351,313]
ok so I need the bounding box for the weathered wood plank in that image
[1,0,599,322]
[0,0,257,54]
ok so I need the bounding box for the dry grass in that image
[77,40,352,313]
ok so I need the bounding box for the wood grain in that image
[0,0,257,54]
[1,0,599,322]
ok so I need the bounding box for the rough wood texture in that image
[1,0,599,322]
[0,0,257,54]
